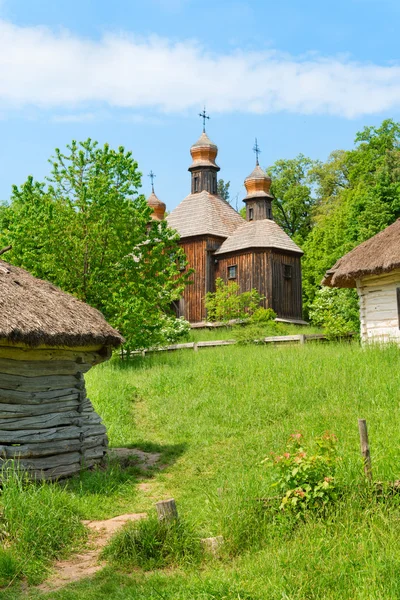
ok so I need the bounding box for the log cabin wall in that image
[0,344,109,480]
[214,249,302,319]
[269,251,303,319]
[178,235,225,323]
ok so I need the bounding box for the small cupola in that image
[243,139,273,222]
[146,170,166,221]
[188,108,220,195]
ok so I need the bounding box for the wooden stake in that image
[193,343,198,352]
[358,418,372,481]
[155,499,178,522]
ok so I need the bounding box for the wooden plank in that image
[197,340,236,347]
[0,358,91,377]
[0,411,81,430]
[0,388,80,405]
[1,451,81,470]
[0,399,79,418]
[0,346,105,364]
[31,462,82,480]
[0,373,81,392]
[0,425,81,444]
[0,439,82,458]
[84,447,106,460]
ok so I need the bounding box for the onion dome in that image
[189,132,220,170]
[147,190,166,221]
[244,164,272,200]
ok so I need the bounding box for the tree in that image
[205,278,263,323]
[0,139,190,349]
[268,154,317,245]
[217,179,230,203]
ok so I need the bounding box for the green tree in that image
[217,178,230,203]
[205,278,263,323]
[303,119,400,314]
[268,154,317,244]
[0,139,190,350]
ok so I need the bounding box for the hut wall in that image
[356,269,400,344]
[178,235,224,323]
[0,344,108,480]
[215,249,303,320]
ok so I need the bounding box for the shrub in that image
[102,514,201,570]
[159,316,191,345]
[249,307,277,324]
[266,432,339,516]
[309,287,359,338]
[205,278,263,323]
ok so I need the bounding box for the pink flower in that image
[283,452,291,459]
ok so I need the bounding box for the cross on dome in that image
[198,107,210,133]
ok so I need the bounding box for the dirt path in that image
[38,447,162,592]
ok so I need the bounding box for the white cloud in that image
[0,19,400,119]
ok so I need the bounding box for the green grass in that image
[188,321,321,342]
[4,342,400,598]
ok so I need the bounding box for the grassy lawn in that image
[3,342,400,599]
[188,322,322,342]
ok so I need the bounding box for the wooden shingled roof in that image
[167,191,245,239]
[214,219,303,256]
[0,260,124,348]
[322,219,400,288]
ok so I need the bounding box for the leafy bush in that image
[309,287,359,338]
[159,316,191,345]
[266,432,339,516]
[205,278,263,323]
[102,514,201,570]
[0,464,86,584]
[249,307,277,324]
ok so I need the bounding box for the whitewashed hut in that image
[0,259,124,479]
[323,219,400,344]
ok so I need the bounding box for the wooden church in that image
[147,126,304,324]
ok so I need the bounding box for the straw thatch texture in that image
[322,219,400,288]
[0,260,124,347]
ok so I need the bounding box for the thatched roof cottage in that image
[323,219,400,343]
[0,259,123,479]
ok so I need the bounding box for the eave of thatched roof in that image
[322,219,400,288]
[0,260,124,348]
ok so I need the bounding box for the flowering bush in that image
[266,431,339,515]
[159,316,190,344]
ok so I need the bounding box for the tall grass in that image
[0,465,86,585]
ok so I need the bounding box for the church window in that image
[268,207,272,219]
[283,264,292,279]
[249,208,254,221]
[194,176,199,192]
[228,265,237,279]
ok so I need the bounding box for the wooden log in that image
[82,434,107,450]
[0,387,81,405]
[0,358,91,377]
[0,425,82,444]
[197,340,236,348]
[358,419,372,481]
[155,499,178,522]
[0,451,81,470]
[0,346,105,365]
[0,399,79,418]
[0,373,81,392]
[84,447,106,461]
[0,411,81,430]
[31,462,82,480]
[0,439,82,458]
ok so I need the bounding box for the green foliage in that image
[217,178,230,203]
[0,139,190,350]
[267,432,339,515]
[268,154,318,244]
[308,287,360,337]
[205,278,263,323]
[102,515,201,570]
[0,464,85,584]
[249,307,277,324]
[303,119,400,313]
[159,316,191,345]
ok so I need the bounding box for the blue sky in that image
[1,0,400,210]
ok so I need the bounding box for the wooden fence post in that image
[155,499,178,522]
[193,343,198,352]
[299,334,306,345]
[358,419,372,481]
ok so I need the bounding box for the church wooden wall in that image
[178,235,224,323]
[215,249,302,320]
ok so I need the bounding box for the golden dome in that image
[189,132,219,170]
[244,164,272,199]
[147,190,166,221]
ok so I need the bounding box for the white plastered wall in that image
[356,269,400,344]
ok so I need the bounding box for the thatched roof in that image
[322,219,400,288]
[214,219,303,256]
[167,190,245,239]
[0,260,124,347]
